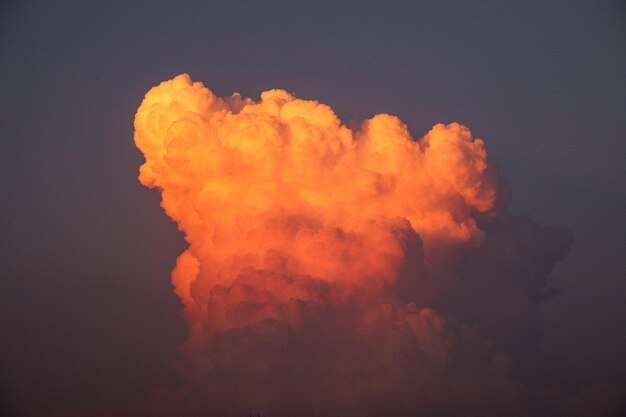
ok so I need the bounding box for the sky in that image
[1,1,625,416]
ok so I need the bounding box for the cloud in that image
[129,74,588,416]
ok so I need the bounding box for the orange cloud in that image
[133,74,571,416]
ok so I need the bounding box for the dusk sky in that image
[1,1,625,416]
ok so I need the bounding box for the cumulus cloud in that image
[131,74,582,416]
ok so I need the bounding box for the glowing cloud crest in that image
[134,74,571,417]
